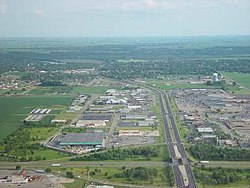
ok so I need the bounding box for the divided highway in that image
[156,89,196,188]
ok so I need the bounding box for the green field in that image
[149,82,221,90]
[205,161,250,169]
[29,127,59,142]
[197,182,249,188]
[222,72,250,89]
[29,85,122,96]
[29,86,74,95]
[29,148,68,160]
[0,96,72,140]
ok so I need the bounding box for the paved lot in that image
[0,170,72,188]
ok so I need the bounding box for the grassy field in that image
[63,180,89,188]
[0,96,72,140]
[222,72,250,94]
[222,72,250,89]
[197,182,249,188]
[29,148,68,160]
[29,85,122,95]
[29,127,59,142]
[29,86,74,95]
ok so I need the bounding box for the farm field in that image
[28,86,74,95]
[222,72,250,89]
[0,96,72,140]
[28,85,122,96]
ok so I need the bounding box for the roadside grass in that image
[200,183,249,188]
[153,93,166,143]
[168,96,188,142]
[2,89,27,95]
[63,179,89,188]
[205,161,250,169]
[30,148,68,160]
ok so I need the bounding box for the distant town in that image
[0,37,250,188]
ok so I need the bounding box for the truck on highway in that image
[51,164,62,167]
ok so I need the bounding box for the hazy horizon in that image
[0,0,250,37]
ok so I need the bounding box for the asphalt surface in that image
[0,161,165,169]
[156,89,196,188]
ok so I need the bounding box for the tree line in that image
[194,167,250,186]
[71,146,168,161]
[190,143,250,161]
[113,167,158,181]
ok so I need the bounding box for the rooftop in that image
[59,133,104,146]
[197,127,214,133]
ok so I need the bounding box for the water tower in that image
[212,73,219,83]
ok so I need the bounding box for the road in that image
[0,161,166,169]
[153,88,196,188]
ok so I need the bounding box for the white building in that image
[212,73,219,83]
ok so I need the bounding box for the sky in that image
[0,0,250,37]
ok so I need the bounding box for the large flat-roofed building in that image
[59,133,104,146]
[197,127,214,133]
[75,120,108,127]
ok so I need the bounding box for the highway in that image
[0,161,165,169]
[156,89,196,188]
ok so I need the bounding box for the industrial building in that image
[197,127,214,133]
[59,132,104,147]
[119,130,142,136]
[75,120,108,127]
[120,114,147,120]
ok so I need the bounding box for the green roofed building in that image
[59,132,104,146]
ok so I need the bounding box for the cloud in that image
[0,0,6,14]
[121,0,181,11]
[120,0,249,12]
[32,9,45,16]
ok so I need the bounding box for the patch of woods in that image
[113,167,158,181]
[194,167,250,186]
[71,146,171,162]
[0,126,62,162]
[190,143,250,161]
